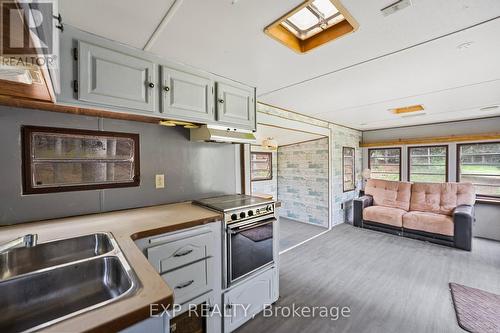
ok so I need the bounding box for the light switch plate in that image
[155,174,165,189]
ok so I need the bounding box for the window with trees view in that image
[458,142,500,197]
[343,147,355,192]
[369,148,401,181]
[22,126,140,194]
[408,146,448,183]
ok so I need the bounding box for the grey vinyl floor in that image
[237,223,500,333]
[279,217,327,252]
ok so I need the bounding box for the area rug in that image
[449,282,500,333]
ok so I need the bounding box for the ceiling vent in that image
[381,0,412,16]
[390,104,425,117]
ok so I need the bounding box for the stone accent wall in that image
[277,138,329,227]
[331,124,363,225]
[250,146,278,199]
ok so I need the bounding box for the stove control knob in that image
[231,213,238,221]
[248,210,254,217]
[240,212,246,218]
[267,205,273,212]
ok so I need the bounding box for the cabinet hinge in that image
[73,80,78,93]
[73,47,78,61]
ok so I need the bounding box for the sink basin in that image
[0,233,114,280]
[0,256,135,333]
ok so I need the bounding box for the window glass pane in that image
[369,148,400,181]
[312,0,339,18]
[251,152,272,181]
[459,142,500,197]
[32,132,134,160]
[288,7,319,31]
[409,146,447,183]
[343,147,355,191]
[33,161,134,188]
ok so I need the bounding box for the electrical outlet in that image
[155,174,165,189]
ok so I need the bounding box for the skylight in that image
[281,0,345,40]
[265,0,358,53]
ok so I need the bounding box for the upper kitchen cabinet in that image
[216,81,256,131]
[77,41,156,113]
[161,66,215,123]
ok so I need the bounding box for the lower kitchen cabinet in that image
[223,267,278,332]
[119,315,169,333]
[134,222,222,333]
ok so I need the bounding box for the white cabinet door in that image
[77,41,156,113]
[223,267,277,332]
[216,82,255,130]
[161,67,215,123]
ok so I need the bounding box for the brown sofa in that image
[354,179,476,251]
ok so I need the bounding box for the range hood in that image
[190,125,257,144]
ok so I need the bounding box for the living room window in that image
[343,147,355,192]
[408,145,448,183]
[457,142,500,198]
[22,126,140,194]
[368,148,401,181]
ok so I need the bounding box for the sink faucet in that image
[0,234,38,254]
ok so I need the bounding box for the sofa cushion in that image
[403,211,454,236]
[363,206,406,227]
[410,182,475,216]
[365,179,412,211]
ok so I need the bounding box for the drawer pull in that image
[175,280,194,289]
[173,249,193,257]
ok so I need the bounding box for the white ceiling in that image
[255,124,324,147]
[59,0,500,130]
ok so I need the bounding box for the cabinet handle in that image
[148,82,155,88]
[164,86,170,92]
[218,99,225,104]
[173,249,193,257]
[175,280,194,289]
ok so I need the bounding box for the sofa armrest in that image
[353,195,373,227]
[453,205,474,251]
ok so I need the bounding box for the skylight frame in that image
[264,0,359,54]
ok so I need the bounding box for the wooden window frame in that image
[457,141,500,199]
[250,152,273,182]
[368,147,402,181]
[342,146,355,192]
[22,126,140,194]
[407,145,449,183]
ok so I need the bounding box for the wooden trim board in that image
[361,132,500,148]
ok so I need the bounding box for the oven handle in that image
[229,219,275,234]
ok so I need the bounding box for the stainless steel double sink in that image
[0,233,139,333]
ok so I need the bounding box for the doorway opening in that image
[250,124,329,252]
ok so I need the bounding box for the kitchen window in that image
[22,126,140,194]
[457,142,500,198]
[343,147,355,192]
[408,145,448,183]
[368,148,401,181]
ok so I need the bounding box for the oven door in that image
[227,216,275,286]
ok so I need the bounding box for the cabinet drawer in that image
[162,259,212,305]
[147,231,212,273]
